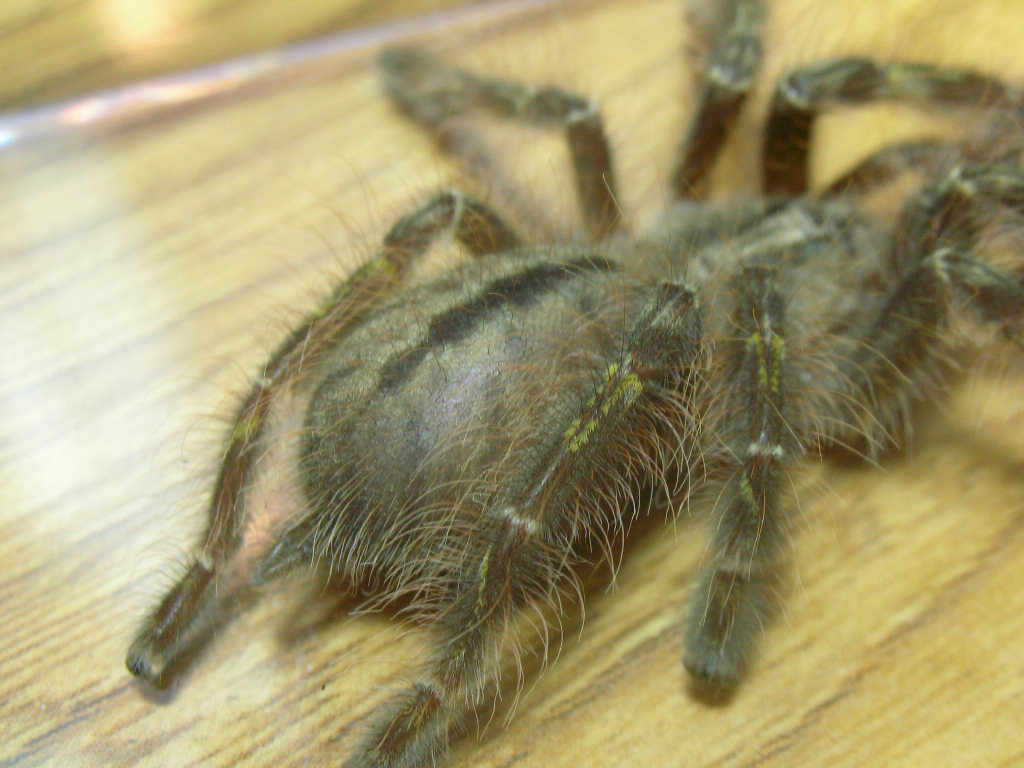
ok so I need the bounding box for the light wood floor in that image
[3,1,1024,766]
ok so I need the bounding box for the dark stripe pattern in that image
[377,256,617,393]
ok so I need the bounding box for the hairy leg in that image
[685,265,795,684]
[764,59,1021,196]
[380,47,620,239]
[126,190,521,684]
[822,139,949,196]
[836,165,1024,446]
[673,0,765,198]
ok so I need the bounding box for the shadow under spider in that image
[137,481,791,718]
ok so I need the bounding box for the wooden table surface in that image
[3,1,1024,766]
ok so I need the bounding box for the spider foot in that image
[346,684,450,768]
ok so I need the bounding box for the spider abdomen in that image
[288,251,666,589]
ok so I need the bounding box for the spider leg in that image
[825,140,1024,199]
[346,515,555,768]
[839,165,1024,444]
[672,0,765,199]
[685,265,794,684]
[821,139,949,197]
[126,190,520,684]
[349,283,704,768]
[380,47,620,239]
[764,59,1022,196]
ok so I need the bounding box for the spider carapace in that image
[126,1,1024,765]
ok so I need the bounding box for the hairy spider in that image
[126,1,1024,766]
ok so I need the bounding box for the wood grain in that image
[3,0,1024,766]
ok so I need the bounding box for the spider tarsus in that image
[127,557,216,685]
[683,650,740,688]
[347,686,449,768]
[125,638,163,683]
[685,560,779,685]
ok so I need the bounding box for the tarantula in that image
[126,0,1024,765]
